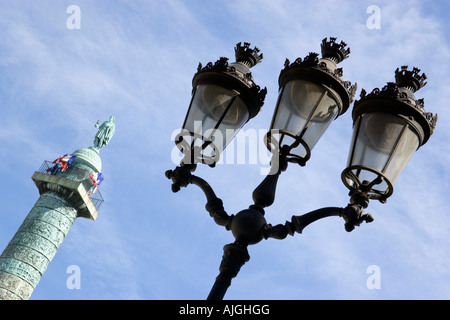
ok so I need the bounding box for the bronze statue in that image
[94,116,115,149]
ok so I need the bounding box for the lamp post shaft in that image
[207,243,250,300]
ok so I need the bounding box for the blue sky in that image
[0,0,449,300]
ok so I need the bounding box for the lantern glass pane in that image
[346,112,420,192]
[270,79,340,158]
[181,84,249,161]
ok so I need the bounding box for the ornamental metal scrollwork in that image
[194,54,267,104]
[356,79,437,133]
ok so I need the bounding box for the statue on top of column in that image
[94,116,115,150]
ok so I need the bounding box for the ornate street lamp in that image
[342,66,438,204]
[266,38,357,166]
[165,40,437,300]
[176,42,267,166]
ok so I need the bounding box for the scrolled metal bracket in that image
[341,203,374,232]
[165,165,232,229]
[263,201,374,240]
[166,160,374,301]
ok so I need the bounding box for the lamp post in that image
[165,39,437,300]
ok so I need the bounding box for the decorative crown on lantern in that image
[321,37,351,63]
[235,42,263,68]
[395,65,428,92]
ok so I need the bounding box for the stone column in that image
[0,146,104,299]
[0,192,78,299]
[0,116,114,300]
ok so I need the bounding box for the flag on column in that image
[47,154,77,175]
[88,172,104,195]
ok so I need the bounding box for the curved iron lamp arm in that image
[165,164,232,229]
[263,203,374,240]
[205,203,374,301]
[166,161,374,301]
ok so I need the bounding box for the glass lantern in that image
[176,43,267,166]
[342,66,437,203]
[266,38,356,166]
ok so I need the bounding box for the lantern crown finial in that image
[395,66,427,93]
[321,37,351,64]
[235,42,263,68]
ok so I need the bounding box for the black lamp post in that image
[165,39,437,300]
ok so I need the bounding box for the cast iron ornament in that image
[356,66,437,141]
[279,37,357,114]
